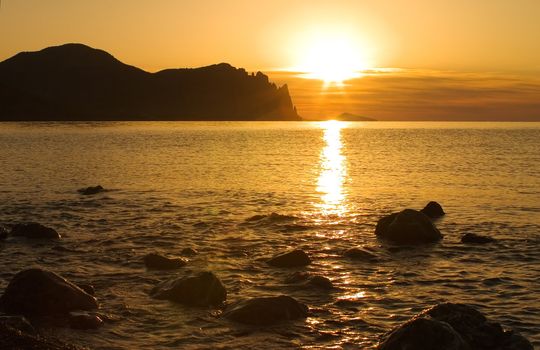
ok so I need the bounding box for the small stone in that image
[144,253,187,270]
[78,185,104,195]
[181,247,198,256]
[151,271,226,306]
[224,295,308,325]
[267,249,311,267]
[308,276,333,289]
[420,201,445,218]
[10,223,61,239]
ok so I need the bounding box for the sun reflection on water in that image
[316,120,348,217]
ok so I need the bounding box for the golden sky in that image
[1,0,540,120]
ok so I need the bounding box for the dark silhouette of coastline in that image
[336,113,376,121]
[0,43,301,121]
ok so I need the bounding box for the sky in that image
[1,0,540,120]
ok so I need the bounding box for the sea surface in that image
[0,121,539,349]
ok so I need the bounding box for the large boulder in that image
[10,223,61,239]
[377,303,533,350]
[150,271,226,306]
[77,185,104,195]
[420,201,445,218]
[143,253,187,270]
[375,209,442,244]
[223,295,308,325]
[267,249,311,267]
[0,268,98,316]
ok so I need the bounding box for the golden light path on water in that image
[316,120,349,217]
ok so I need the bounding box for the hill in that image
[0,44,301,121]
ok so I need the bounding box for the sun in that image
[295,35,371,85]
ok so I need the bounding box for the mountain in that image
[336,113,376,121]
[0,43,301,121]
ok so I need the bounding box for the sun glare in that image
[296,35,371,85]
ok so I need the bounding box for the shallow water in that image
[0,121,539,349]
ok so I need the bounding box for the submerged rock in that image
[181,247,198,256]
[77,185,104,195]
[150,271,226,306]
[377,302,533,350]
[375,209,442,245]
[0,268,98,315]
[0,225,7,239]
[308,276,334,289]
[420,201,445,218]
[267,249,311,267]
[285,272,333,289]
[223,295,308,325]
[344,247,378,262]
[461,233,496,244]
[143,253,187,270]
[0,315,34,333]
[10,223,61,239]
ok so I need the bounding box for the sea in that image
[0,121,539,349]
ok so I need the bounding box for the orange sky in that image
[1,0,540,120]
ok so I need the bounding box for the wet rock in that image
[150,271,226,306]
[0,322,85,350]
[344,247,378,262]
[420,201,445,218]
[285,272,333,289]
[0,268,98,315]
[181,247,198,256]
[461,233,496,244]
[375,209,442,245]
[76,283,95,296]
[308,276,333,289]
[143,253,187,270]
[377,303,533,350]
[68,312,103,330]
[378,317,467,350]
[267,249,311,267]
[223,295,308,325]
[77,185,104,195]
[10,223,61,239]
[0,315,34,333]
[246,212,297,223]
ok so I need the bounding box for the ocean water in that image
[0,121,539,349]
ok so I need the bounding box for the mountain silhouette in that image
[0,43,301,121]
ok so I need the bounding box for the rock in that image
[461,233,496,244]
[76,283,95,296]
[0,225,8,239]
[420,201,445,218]
[77,185,104,195]
[10,223,61,239]
[308,276,333,289]
[377,303,533,350]
[375,209,442,245]
[378,317,467,350]
[143,253,187,270]
[0,268,98,315]
[223,295,308,325]
[344,247,378,262]
[0,322,85,350]
[68,312,103,330]
[150,271,226,306]
[181,247,198,256]
[0,315,34,333]
[267,249,311,267]
[285,272,333,289]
